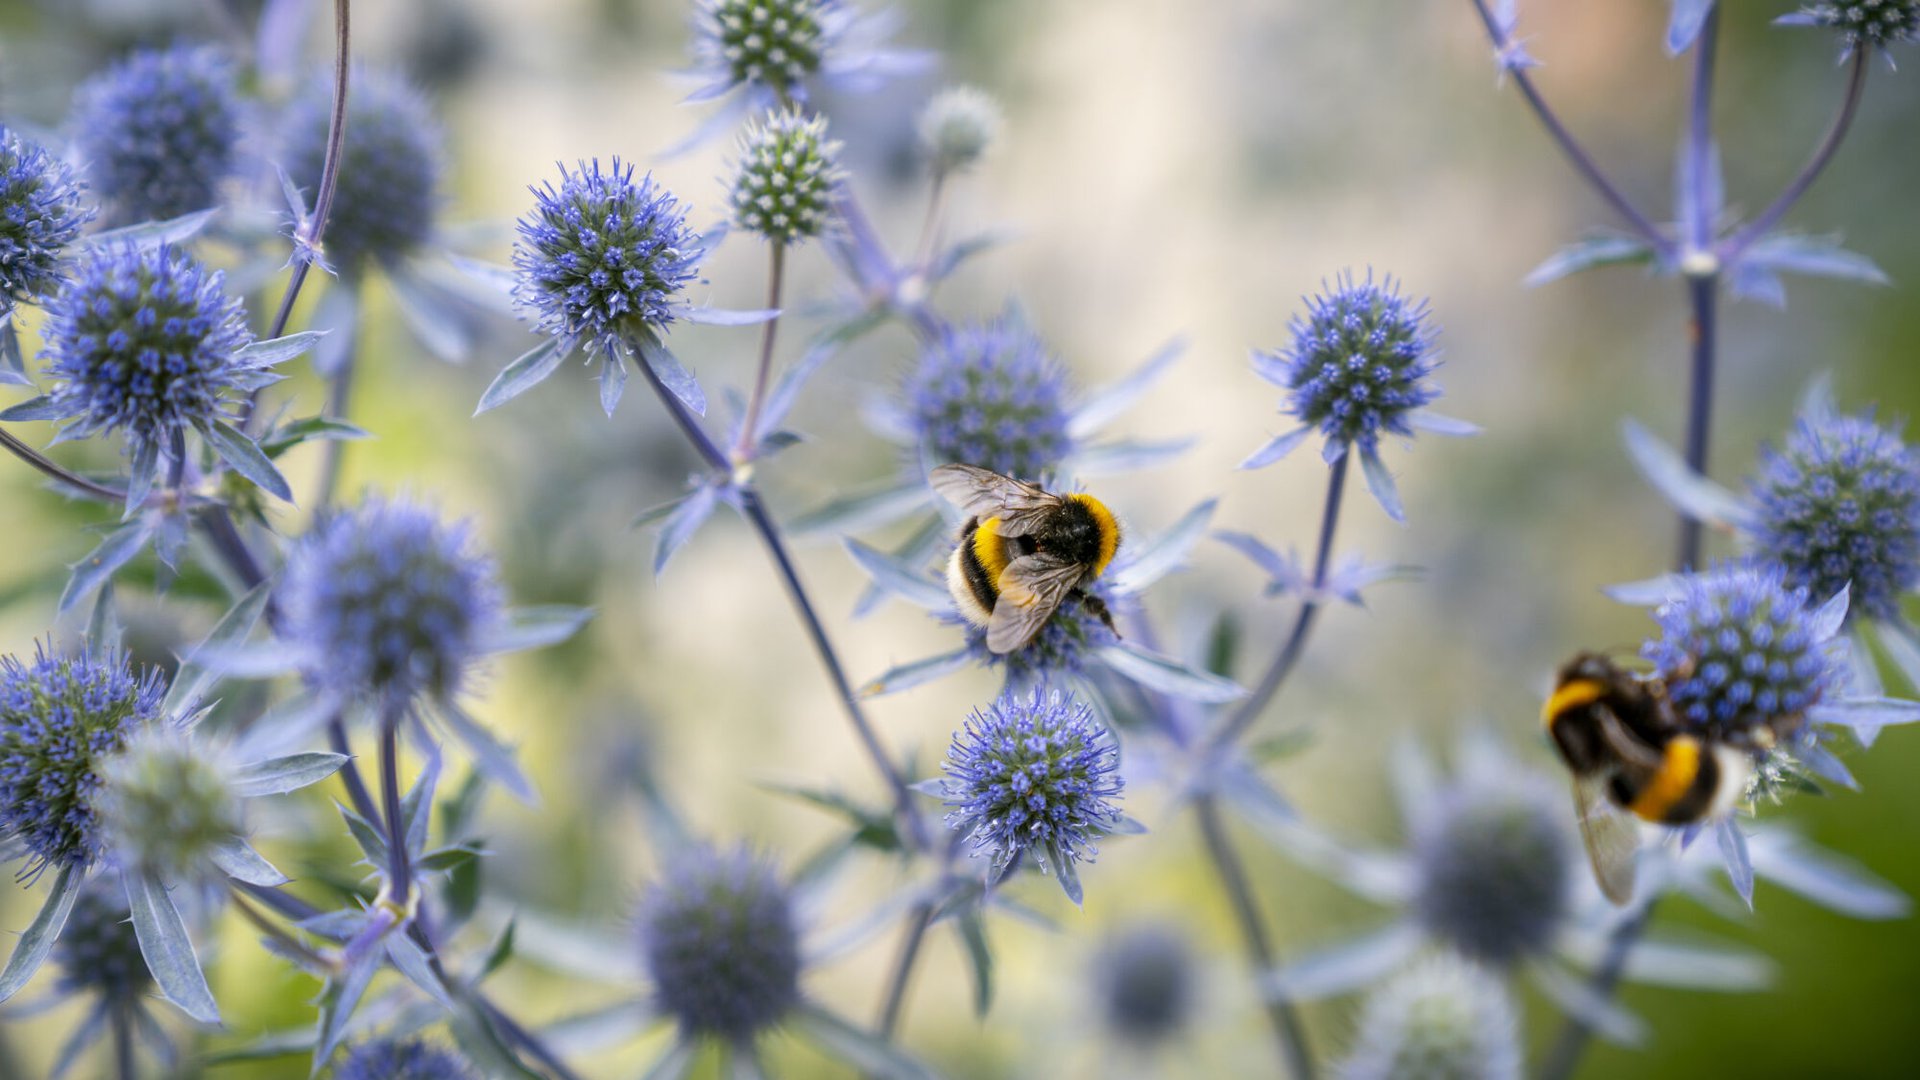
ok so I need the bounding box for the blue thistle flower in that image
[905,316,1075,481]
[37,242,252,455]
[1748,409,1920,624]
[945,579,1120,686]
[1643,562,1841,736]
[728,108,844,246]
[279,497,503,708]
[1093,924,1196,1045]
[52,881,148,1003]
[1780,0,1920,53]
[0,644,164,878]
[942,688,1123,900]
[70,45,242,226]
[336,1038,477,1080]
[695,0,839,104]
[513,159,703,357]
[1336,956,1522,1080]
[1410,768,1572,967]
[0,127,94,307]
[639,846,802,1044]
[284,71,443,274]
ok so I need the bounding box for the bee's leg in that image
[1077,590,1120,639]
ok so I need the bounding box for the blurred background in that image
[2,0,1918,1076]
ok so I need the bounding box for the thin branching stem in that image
[1722,49,1870,259]
[0,426,126,502]
[380,713,411,903]
[1198,796,1316,1080]
[110,1000,134,1080]
[1466,0,1671,254]
[734,244,787,461]
[315,289,361,510]
[875,901,936,1041]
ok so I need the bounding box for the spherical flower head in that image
[906,318,1074,481]
[1643,563,1841,737]
[951,580,1120,683]
[696,0,837,99]
[1093,925,1196,1045]
[1748,411,1920,624]
[728,108,843,246]
[1786,1,1920,50]
[942,688,1123,873]
[94,726,238,884]
[71,44,241,226]
[1263,273,1439,455]
[40,242,252,452]
[919,86,1001,175]
[284,71,443,274]
[52,882,149,1003]
[280,497,502,706]
[0,644,164,876]
[0,127,94,306]
[1411,772,1571,967]
[337,1038,477,1080]
[1336,956,1522,1080]
[514,159,702,355]
[639,846,802,1044]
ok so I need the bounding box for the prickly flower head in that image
[53,882,150,1003]
[284,70,444,273]
[1336,956,1522,1080]
[1093,925,1196,1045]
[1411,767,1572,967]
[1259,272,1440,455]
[1782,1,1920,51]
[337,1038,478,1080]
[279,497,502,706]
[0,644,164,876]
[728,108,843,245]
[94,726,240,885]
[71,44,242,225]
[906,316,1074,481]
[696,0,838,99]
[1749,409,1920,624]
[0,126,93,306]
[919,86,1001,175]
[639,846,801,1044]
[514,159,702,355]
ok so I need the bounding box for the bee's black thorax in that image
[1031,499,1108,575]
[1544,654,1673,775]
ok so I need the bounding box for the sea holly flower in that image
[70,44,242,227]
[0,126,94,317]
[1091,924,1198,1047]
[1618,392,1920,746]
[1335,956,1523,1080]
[31,882,176,1077]
[1779,0,1920,56]
[940,689,1125,904]
[919,86,1001,177]
[0,636,346,1024]
[1241,272,1472,524]
[1257,737,1773,1043]
[336,1038,477,1080]
[728,107,845,246]
[850,497,1244,704]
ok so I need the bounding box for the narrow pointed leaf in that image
[1069,336,1186,438]
[1359,446,1405,524]
[234,331,328,369]
[1717,818,1755,909]
[1668,0,1716,54]
[1621,418,1749,528]
[0,864,84,1002]
[479,605,593,655]
[1261,921,1423,1001]
[792,1005,934,1080]
[122,437,158,518]
[788,481,931,537]
[386,932,455,1009]
[956,910,993,1017]
[388,267,474,363]
[476,338,570,415]
[85,208,218,250]
[165,581,273,717]
[1525,233,1657,287]
[682,305,779,326]
[210,836,289,886]
[598,352,629,417]
[1528,961,1647,1046]
[1109,499,1215,594]
[1751,830,1910,919]
[1067,436,1194,476]
[857,648,974,698]
[124,869,220,1024]
[232,752,349,797]
[308,280,360,378]
[640,1039,699,1080]
[633,335,707,416]
[1097,642,1245,703]
[1740,233,1890,286]
[843,538,949,610]
[199,418,293,501]
[1238,427,1312,470]
[59,519,154,614]
[315,943,383,1068]
[438,704,537,804]
[86,583,121,653]
[1620,937,1772,991]
[655,483,720,577]
[1603,572,1689,606]
[261,417,371,459]
[0,394,68,422]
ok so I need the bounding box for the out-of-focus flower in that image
[0,126,93,310]
[283,70,443,276]
[919,86,1001,176]
[41,882,172,1078]
[1335,956,1522,1080]
[728,108,844,246]
[94,726,240,888]
[1242,272,1472,523]
[640,845,802,1043]
[70,44,241,226]
[942,688,1124,903]
[336,1038,478,1080]
[1779,0,1919,55]
[1091,924,1196,1045]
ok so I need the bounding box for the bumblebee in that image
[929,464,1122,654]
[1542,652,1752,905]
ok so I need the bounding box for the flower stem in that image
[1212,452,1349,748]
[733,244,787,462]
[229,885,335,973]
[380,713,411,906]
[875,901,935,1041]
[1675,273,1719,571]
[315,286,361,511]
[111,999,135,1080]
[911,172,950,273]
[1465,0,1671,254]
[1721,49,1870,260]
[1197,795,1316,1080]
[0,425,126,502]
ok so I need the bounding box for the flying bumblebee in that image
[929,464,1122,654]
[1542,652,1753,905]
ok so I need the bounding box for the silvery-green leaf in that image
[122,437,158,518]
[1603,572,1689,606]
[1358,445,1405,525]
[1716,818,1754,909]
[475,338,570,415]
[49,999,110,1079]
[793,1005,934,1080]
[1668,0,1716,54]
[1109,498,1215,594]
[86,582,121,653]
[1260,921,1423,1001]
[756,340,835,443]
[1750,829,1910,919]
[640,1039,698,1080]
[1214,530,1298,587]
[165,581,273,716]
[402,753,442,860]
[478,605,593,655]
[0,314,26,385]
[1618,936,1772,991]
[386,932,454,1010]
[655,483,720,577]
[1739,233,1890,287]
[234,331,328,370]
[957,909,993,1018]
[1728,262,1787,309]
[501,908,644,983]
[232,752,348,797]
[0,394,67,422]
[1407,410,1480,437]
[1527,960,1647,1046]
[315,940,383,1067]
[388,266,474,363]
[261,417,370,459]
[125,869,220,1024]
[1525,233,1657,287]
[681,305,779,326]
[844,538,948,610]
[598,352,629,417]
[437,703,536,805]
[1066,436,1194,476]
[1096,642,1245,703]
[210,836,289,886]
[1069,335,1186,438]
[632,334,706,417]
[789,481,930,537]
[1228,782,1413,904]
[85,208,218,250]
[59,518,154,614]
[1808,698,1920,743]
[440,254,519,314]
[539,998,655,1057]
[1621,418,1750,529]
[929,229,1016,283]
[1809,585,1850,641]
[1238,427,1312,470]
[199,418,293,501]
[0,864,84,1002]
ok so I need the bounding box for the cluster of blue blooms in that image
[0,1,1911,1077]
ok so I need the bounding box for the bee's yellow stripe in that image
[1629,736,1701,822]
[973,516,1011,580]
[1069,494,1120,577]
[1543,678,1605,726]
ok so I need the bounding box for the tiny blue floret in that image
[906,316,1074,481]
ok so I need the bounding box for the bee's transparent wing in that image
[929,464,1061,534]
[985,555,1085,654]
[1573,775,1640,906]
